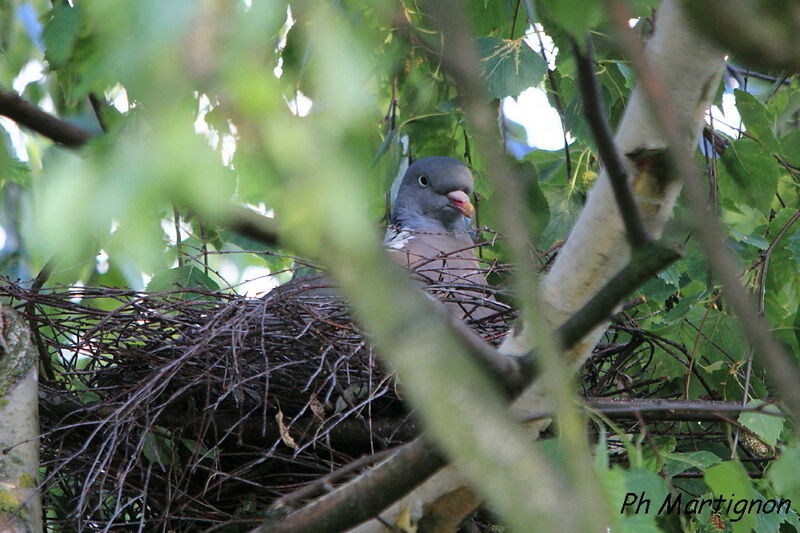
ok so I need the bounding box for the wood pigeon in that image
[384,156,495,322]
[275,156,498,323]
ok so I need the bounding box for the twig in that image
[172,205,185,267]
[522,3,573,182]
[23,258,56,382]
[260,448,396,511]
[509,0,522,39]
[0,89,92,147]
[585,397,784,421]
[754,210,800,316]
[88,93,108,132]
[675,470,764,479]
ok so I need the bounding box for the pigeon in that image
[273,156,497,323]
[384,156,495,322]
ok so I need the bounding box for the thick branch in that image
[219,204,281,248]
[260,438,445,533]
[606,0,800,426]
[680,0,800,72]
[0,89,92,148]
[557,243,680,348]
[572,38,649,248]
[0,306,42,533]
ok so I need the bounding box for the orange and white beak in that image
[447,190,475,219]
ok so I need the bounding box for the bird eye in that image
[418,175,429,187]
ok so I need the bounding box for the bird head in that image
[392,156,476,232]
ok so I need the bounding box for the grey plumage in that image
[385,156,494,322]
[278,156,496,322]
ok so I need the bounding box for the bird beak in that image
[447,190,475,219]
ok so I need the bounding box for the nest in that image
[0,249,521,531]
[0,246,759,531]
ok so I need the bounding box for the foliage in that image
[0,0,799,531]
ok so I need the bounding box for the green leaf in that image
[735,89,779,153]
[146,265,220,298]
[476,37,547,99]
[730,230,769,250]
[521,162,550,243]
[143,429,173,466]
[718,138,780,214]
[768,447,800,509]
[656,263,680,288]
[523,148,570,182]
[43,4,81,68]
[628,0,661,16]
[539,0,604,39]
[752,488,794,533]
[0,128,30,185]
[465,1,516,37]
[788,230,800,263]
[179,438,217,461]
[737,400,784,448]
[625,468,668,505]
[663,450,721,477]
[704,461,756,533]
[0,155,30,185]
[608,468,666,531]
[780,128,800,166]
[794,305,800,350]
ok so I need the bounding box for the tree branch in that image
[23,259,57,383]
[606,0,800,426]
[0,89,92,148]
[585,397,783,421]
[572,37,650,248]
[218,204,281,248]
[557,243,680,348]
[679,0,800,72]
[257,395,773,532]
[0,306,41,532]
[259,438,446,533]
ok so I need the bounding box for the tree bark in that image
[0,306,41,533]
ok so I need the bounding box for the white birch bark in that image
[0,307,42,533]
[350,0,724,530]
